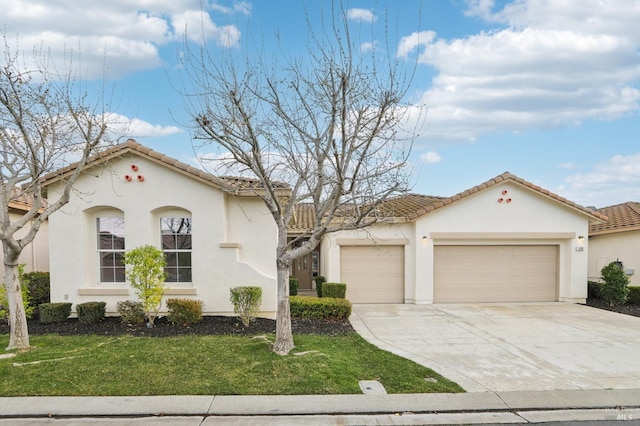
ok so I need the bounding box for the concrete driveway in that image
[350,303,640,392]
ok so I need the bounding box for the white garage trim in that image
[340,245,404,303]
[433,245,559,303]
[430,232,575,240]
[336,238,409,246]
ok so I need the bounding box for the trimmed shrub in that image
[230,286,263,327]
[628,286,640,305]
[166,298,204,325]
[322,282,347,299]
[76,301,106,324]
[289,277,299,296]
[290,296,352,321]
[117,300,146,325]
[600,262,630,306]
[587,281,603,299]
[22,271,50,309]
[314,275,326,298]
[39,302,72,324]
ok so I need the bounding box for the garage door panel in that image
[434,245,558,303]
[341,245,404,304]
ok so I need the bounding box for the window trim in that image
[160,217,193,284]
[96,216,126,283]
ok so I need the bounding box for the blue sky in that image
[2,0,639,208]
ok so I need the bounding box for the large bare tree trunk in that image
[3,250,29,350]
[273,261,294,355]
[273,225,294,354]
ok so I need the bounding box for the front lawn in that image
[0,333,463,396]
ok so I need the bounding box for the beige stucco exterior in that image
[588,230,640,286]
[47,154,277,316]
[321,181,592,304]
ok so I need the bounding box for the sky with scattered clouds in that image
[2,0,639,208]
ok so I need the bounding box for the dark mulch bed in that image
[0,316,354,338]
[585,298,640,318]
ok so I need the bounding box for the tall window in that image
[161,217,192,283]
[97,217,125,282]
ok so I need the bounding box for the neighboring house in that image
[41,140,281,316]
[318,173,606,304]
[588,202,640,286]
[0,189,50,279]
[41,140,607,315]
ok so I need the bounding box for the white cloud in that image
[347,8,377,23]
[360,41,377,53]
[172,10,242,47]
[464,0,499,21]
[420,151,442,164]
[210,1,252,15]
[0,1,243,78]
[106,113,182,139]
[401,0,640,145]
[559,153,640,207]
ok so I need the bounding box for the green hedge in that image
[587,281,602,299]
[166,298,204,325]
[22,271,50,309]
[76,302,106,324]
[117,300,146,325]
[321,282,346,299]
[290,296,351,320]
[628,286,640,305]
[314,276,326,298]
[39,302,72,324]
[289,277,298,296]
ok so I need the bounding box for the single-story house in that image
[0,189,49,279]
[588,202,640,286]
[42,140,281,316]
[316,173,606,304]
[42,140,606,316]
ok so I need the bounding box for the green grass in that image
[0,333,463,396]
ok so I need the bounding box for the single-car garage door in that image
[341,245,404,303]
[434,245,558,303]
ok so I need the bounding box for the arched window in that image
[161,217,192,283]
[97,216,125,282]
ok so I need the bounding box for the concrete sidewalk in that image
[1,389,639,424]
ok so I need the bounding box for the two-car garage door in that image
[433,245,558,303]
[341,244,558,304]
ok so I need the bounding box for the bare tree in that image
[1,36,114,350]
[182,4,420,354]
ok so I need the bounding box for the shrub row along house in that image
[4,140,614,316]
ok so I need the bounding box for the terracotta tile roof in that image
[589,202,640,235]
[40,139,290,195]
[371,194,446,219]
[404,172,607,223]
[7,188,33,212]
[287,172,606,232]
[289,203,316,232]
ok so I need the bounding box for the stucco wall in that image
[321,181,592,305]
[588,230,640,286]
[415,182,589,303]
[47,154,277,316]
